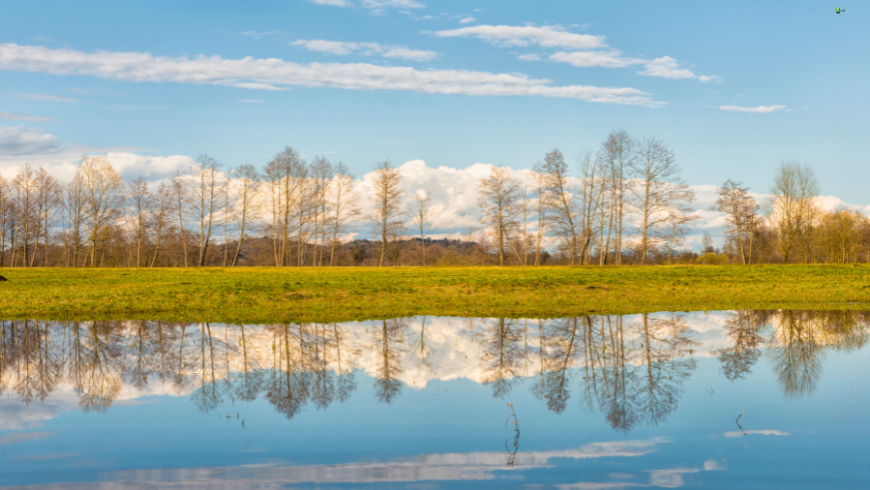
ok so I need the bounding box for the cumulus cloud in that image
[719,105,787,113]
[0,125,60,155]
[0,111,57,122]
[433,25,605,49]
[292,39,438,61]
[458,16,475,24]
[0,43,660,106]
[10,92,80,102]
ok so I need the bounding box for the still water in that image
[0,311,868,488]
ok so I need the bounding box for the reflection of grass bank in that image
[3,265,870,322]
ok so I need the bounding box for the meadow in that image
[1,265,869,322]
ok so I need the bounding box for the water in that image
[1,311,869,488]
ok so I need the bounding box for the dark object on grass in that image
[0,276,8,282]
[585,285,609,291]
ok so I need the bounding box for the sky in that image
[0,0,868,245]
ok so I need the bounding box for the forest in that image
[2,129,867,268]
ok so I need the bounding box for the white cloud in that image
[0,43,660,106]
[433,25,605,49]
[293,39,437,61]
[719,105,787,113]
[704,459,727,471]
[0,125,60,155]
[637,56,696,79]
[517,54,541,61]
[459,16,475,24]
[698,75,722,83]
[0,111,57,122]
[238,99,264,103]
[10,92,80,102]
[550,50,642,68]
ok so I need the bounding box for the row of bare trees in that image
[712,161,870,264]
[477,131,695,266]
[1,134,867,267]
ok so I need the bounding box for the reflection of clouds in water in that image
[647,467,700,487]
[0,431,56,445]
[722,429,790,438]
[0,400,64,431]
[0,439,667,488]
[703,459,727,471]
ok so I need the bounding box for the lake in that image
[1,311,868,488]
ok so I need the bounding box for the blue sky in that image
[0,0,867,203]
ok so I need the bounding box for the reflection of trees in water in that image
[530,317,580,413]
[714,310,870,399]
[481,318,524,399]
[2,311,869,425]
[371,319,407,404]
[715,310,768,382]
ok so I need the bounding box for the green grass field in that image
[2,265,870,322]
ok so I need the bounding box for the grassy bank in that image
[1,265,869,322]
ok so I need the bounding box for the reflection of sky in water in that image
[0,311,868,488]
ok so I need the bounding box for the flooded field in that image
[1,311,869,488]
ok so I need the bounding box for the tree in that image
[127,176,153,268]
[327,163,361,266]
[230,164,262,266]
[713,180,758,265]
[150,182,172,267]
[370,160,404,267]
[542,149,580,265]
[770,160,819,263]
[189,155,226,267]
[171,171,189,267]
[408,191,436,265]
[600,130,636,265]
[478,166,522,266]
[79,156,125,267]
[629,137,695,265]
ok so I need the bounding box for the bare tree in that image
[150,182,172,267]
[327,163,361,266]
[370,160,404,267]
[530,165,549,266]
[408,191,436,265]
[128,177,153,268]
[189,155,226,267]
[713,180,758,265]
[32,167,60,267]
[79,156,125,267]
[478,166,522,266]
[542,149,580,265]
[231,164,261,266]
[170,172,190,267]
[600,130,635,265]
[629,136,695,265]
[770,160,820,263]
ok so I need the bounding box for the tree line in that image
[1,129,866,267]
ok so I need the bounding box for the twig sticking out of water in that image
[735,408,746,436]
[505,403,520,467]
